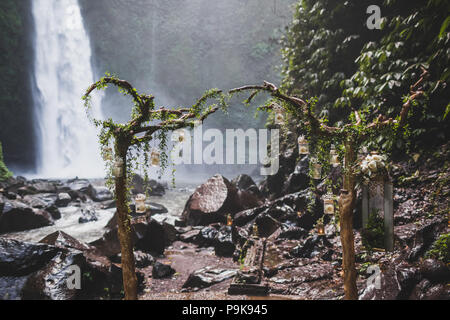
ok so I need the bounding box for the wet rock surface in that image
[0,143,448,301]
[182,174,262,226]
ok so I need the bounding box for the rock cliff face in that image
[0,0,36,171]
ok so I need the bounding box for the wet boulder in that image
[78,208,98,224]
[152,261,175,279]
[254,214,281,238]
[112,250,154,269]
[282,155,310,194]
[55,193,72,208]
[39,231,92,252]
[214,226,235,257]
[419,259,450,283]
[359,262,421,300]
[87,185,113,202]
[196,225,220,247]
[182,267,237,289]
[182,175,242,226]
[131,175,165,196]
[0,200,54,234]
[92,213,175,257]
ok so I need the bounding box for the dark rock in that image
[196,225,219,247]
[395,217,447,261]
[420,259,450,283]
[231,174,257,191]
[0,238,60,276]
[234,206,266,227]
[0,237,140,300]
[87,185,113,202]
[101,200,116,209]
[278,225,307,240]
[22,194,61,220]
[0,200,54,234]
[182,267,237,289]
[93,213,174,256]
[21,249,86,300]
[290,235,332,259]
[231,226,250,247]
[359,263,420,300]
[112,251,154,268]
[152,261,175,279]
[282,155,310,194]
[179,229,201,243]
[182,175,261,226]
[55,193,72,208]
[68,179,91,193]
[30,180,57,193]
[214,226,235,257]
[148,203,168,215]
[255,214,281,238]
[131,175,165,196]
[78,208,98,224]
[39,231,92,251]
[410,279,450,300]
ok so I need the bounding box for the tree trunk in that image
[339,140,358,300]
[115,141,138,300]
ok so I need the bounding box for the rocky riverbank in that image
[0,143,449,300]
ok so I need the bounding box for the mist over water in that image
[31,0,104,179]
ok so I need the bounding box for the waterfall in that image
[32,0,104,178]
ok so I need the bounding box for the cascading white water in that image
[32,0,104,178]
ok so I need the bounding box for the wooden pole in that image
[114,138,138,300]
[339,139,358,300]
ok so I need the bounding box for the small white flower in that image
[372,155,383,162]
[368,160,378,171]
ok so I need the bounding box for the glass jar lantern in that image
[135,194,147,214]
[102,146,113,161]
[253,224,259,238]
[317,222,325,236]
[323,192,335,215]
[311,157,322,180]
[112,157,124,178]
[274,110,284,125]
[150,149,161,167]
[330,144,340,167]
[298,135,309,155]
[172,129,186,143]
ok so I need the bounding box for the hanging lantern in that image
[252,224,259,238]
[102,146,113,161]
[317,222,325,236]
[323,192,335,215]
[274,110,284,125]
[150,149,161,167]
[311,157,322,180]
[171,130,186,143]
[135,194,147,214]
[330,144,340,167]
[112,157,124,178]
[227,214,233,227]
[298,135,309,155]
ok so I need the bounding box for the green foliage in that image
[426,233,450,263]
[0,142,13,181]
[281,0,450,156]
[83,73,227,197]
[362,209,385,251]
